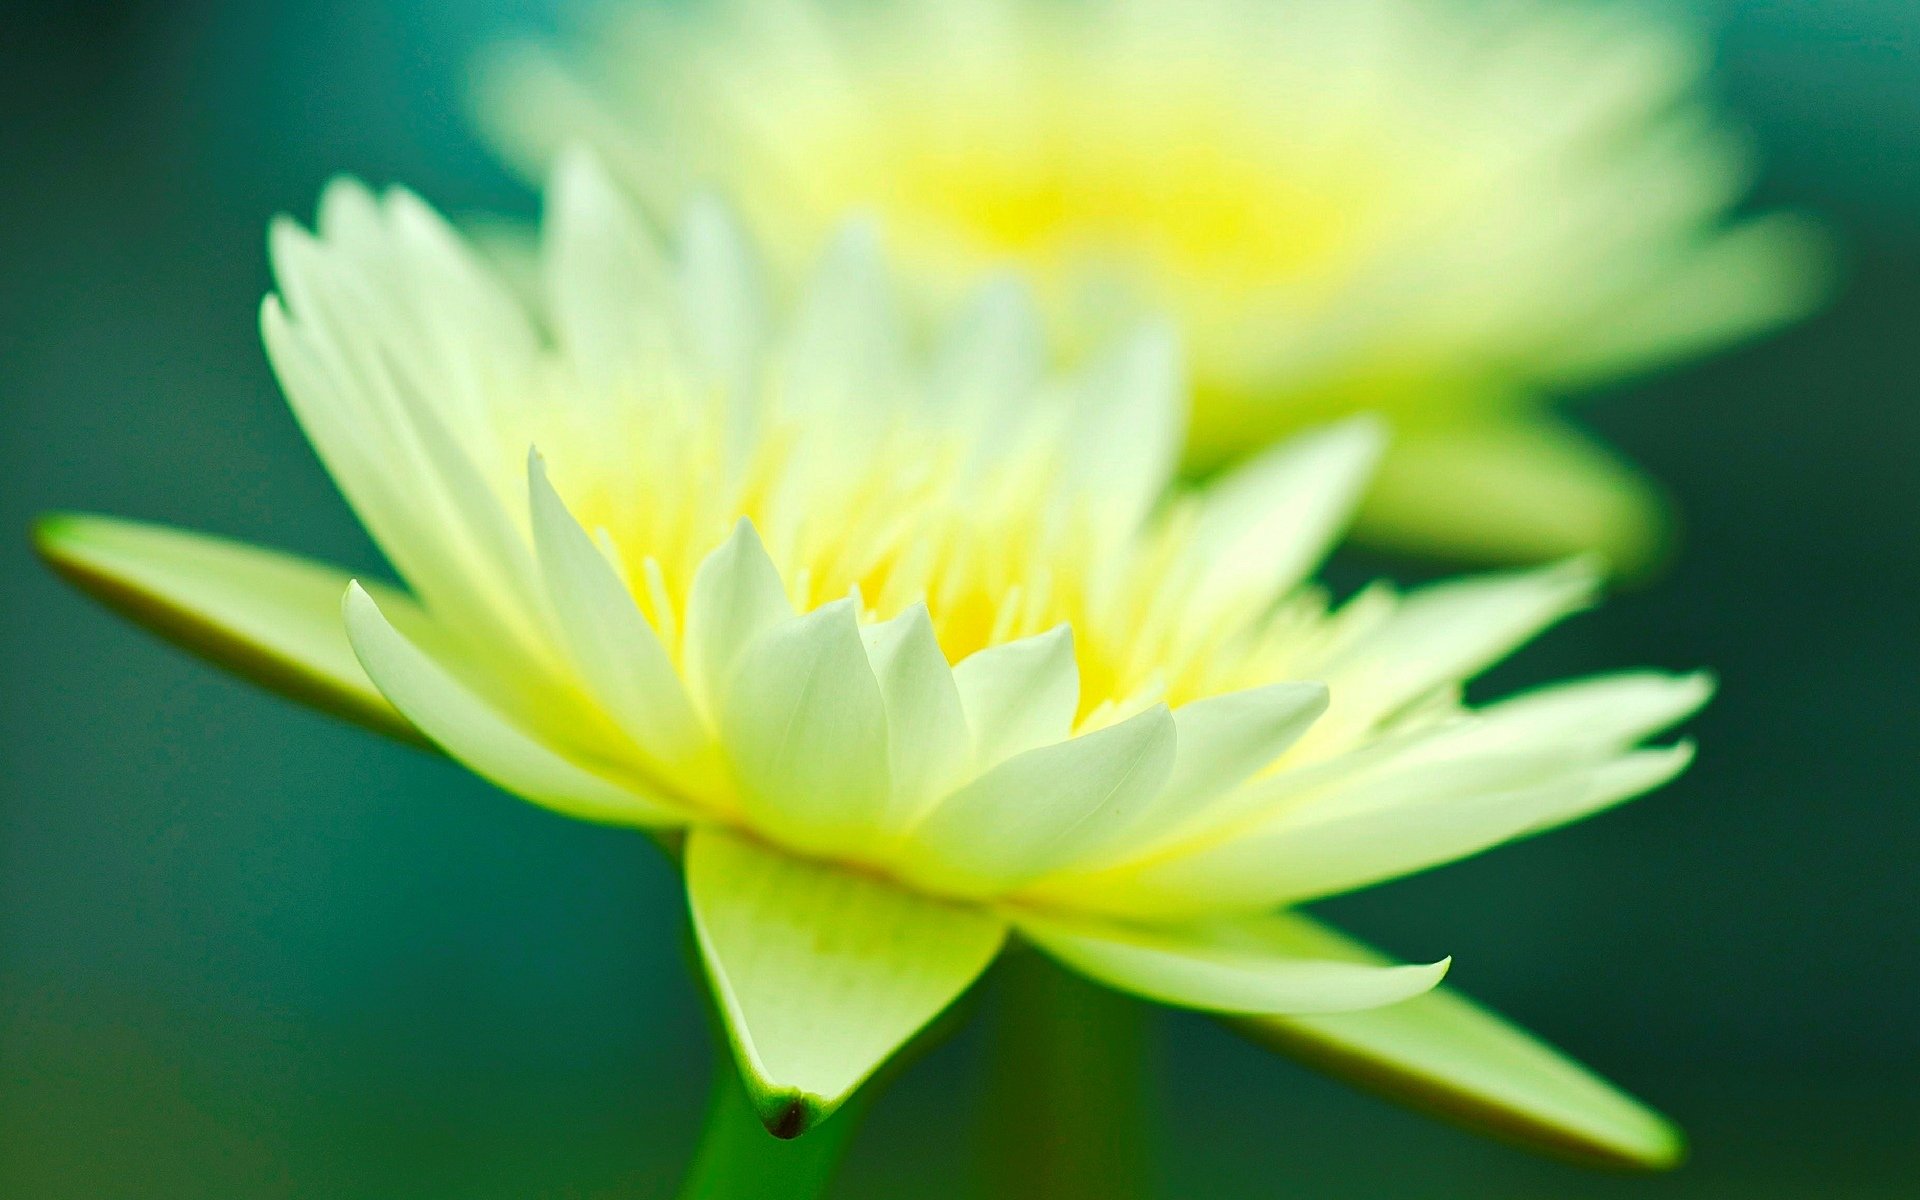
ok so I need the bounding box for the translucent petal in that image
[1068,682,1329,867]
[686,828,1005,1134]
[721,599,892,853]
[1062,322,1184,527]
[1017,911,1447,1015]
[343,583,679,827]
[905,704,1175,896]
[1316,558,1600,742]
[861,604,971,830]
[1184,417,1386,615]
[35,513,421,746]
[1226,914,1684,1170]
[774,219,901,423]
[684,520,794,716]
[676,193,770,396]
[526,454,709,770]
[1104,742,1694,914]
[951,625,1078,771]
[542,147,672,390]
[1446,671,1713,756]
[929,274,1045,442]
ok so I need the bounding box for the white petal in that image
[951,625,1078,771]
[1063,321,1184,527]
[686,829,1005,1133]
[1317,558,1600,740]
[1017,911,1448,1015]
[676,192,769,395]
[862,604,971,831]
[1107,742,1694,914]
[1184,418,1386,614]
[342,583,679,826]
[929,274,1045,441]
[542,147,672,390]
[721,599,892,853]
[774,219,902,423]
[905,704,1176,896]
[526,453,708,770]
[683,520,794,717]
[1068,682,1329,867]
[1466,671,1713,751]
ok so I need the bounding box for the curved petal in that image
[951,625,1078,771]
[686,829,1005,1135]
[343,583,680,827]
[1062,322,1184,528]
[1309,557,1600,749]
[721,598,892,853]
[527,453,709,772]
[35,513,423,747]
[1017,911,1447,1016]
[862,604,971,830]
[1225,914,1684,1170]
[904,704,1175,896]
[1184,417,1386,615]
[1096,742,1694,916]
[684,519,794,716]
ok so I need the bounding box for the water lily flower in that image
[475,0,1828,570]
[38,155,1705,1165]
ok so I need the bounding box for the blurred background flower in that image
[477,0,1832,571]
[2,1,1917,1198]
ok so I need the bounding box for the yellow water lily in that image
[477,0,1828,570]
[39,155,1704,1163]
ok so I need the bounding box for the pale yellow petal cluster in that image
[477,0,1828,568]
[40,156,1704,1153]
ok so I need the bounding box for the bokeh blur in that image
[2,1,1915,1196]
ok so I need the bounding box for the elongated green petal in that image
[951,625,1078,771]
[906,704,1175,896]
[721,598,893,854]
[1019,912,1447,1016]
[1225,914,1684,1170]
[685,829,1005,1135]
[343,583,680,827]
[1354,420,1670,573]
[35,513,423,747]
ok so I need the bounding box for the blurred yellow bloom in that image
[41,157,1700,1163]
[477,0,1829,569]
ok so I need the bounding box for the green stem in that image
[676,1062,865,1200]
[980,950,1157,1200]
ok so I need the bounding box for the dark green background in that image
[3,1,1915,1195]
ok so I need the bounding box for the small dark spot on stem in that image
[768,1100,809,1140]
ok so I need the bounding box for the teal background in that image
[2,1,1915,1195]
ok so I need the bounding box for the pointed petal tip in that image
[29,510,82,556]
